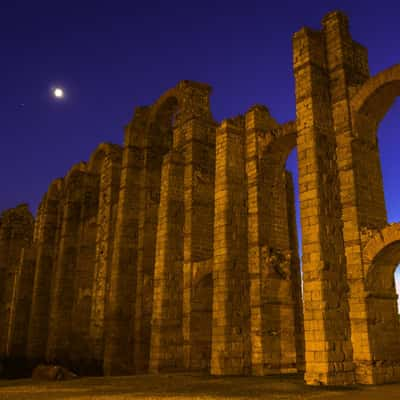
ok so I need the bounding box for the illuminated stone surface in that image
[0,11,399,386]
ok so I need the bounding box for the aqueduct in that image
[0,11,399,385]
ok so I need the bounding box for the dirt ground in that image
[0,373,399,400]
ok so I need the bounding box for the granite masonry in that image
[0,11,399,385]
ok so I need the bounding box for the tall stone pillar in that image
[27,179,63,363]
[90,146,122,370]
[0,204,34,358]
[70,172,100,372]
[245,106,278,375]
[322,11,400,384]
[134,146,166,373]
[322,12,383,384]
[6,247,36,360]
[149,149,185,372]
[46,166,86,365]
[103,142,143,375]
[144,81,215,373]
[211,118,251,375]
[293,26,355,385]
[182,119,216,371]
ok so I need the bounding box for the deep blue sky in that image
[1,0,399,290]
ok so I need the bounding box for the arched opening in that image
[351,65,400,230]
[378,98,400,316]
[379,98,400,223]
[257,120,304,373]
[365,239,400,360]
[285,146,304,372]
[147,96,178,153]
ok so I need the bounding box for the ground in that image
[0,373,399,400]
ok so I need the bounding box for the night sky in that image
[1,1,399,294]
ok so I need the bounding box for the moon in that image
[53,88,64,99]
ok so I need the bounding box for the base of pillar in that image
[305,370,355,386]
[355,361,400,384]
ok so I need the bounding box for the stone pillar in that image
[182,119,216,371]
[149,149,185,372]
[27,180,63,363]
[103,143,143,375]
[133,147,165,373]
[90,147,122,370]
[69,173,100,372]
[245,106,277,375]
[46,167,86,365]
[6,247,36,360]
[322,11,385,384]
[293,26,355,385]
[211,118,251,375]
[0,204,34,358]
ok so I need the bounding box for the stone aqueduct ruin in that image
[0,11,399,385]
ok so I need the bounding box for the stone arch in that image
[87,143,122,174]
[260,121,303,373]
[362,223,400,367]
[351,64,400,124]
[348,65,400,231]
[145,80,213,150]
[88,145,108,174]
[33,178,64,243]
[47,178,64,199]
[260,121,297,250]
[244,107,303,374]
[363,223,400,290]
[64,162,87,184]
